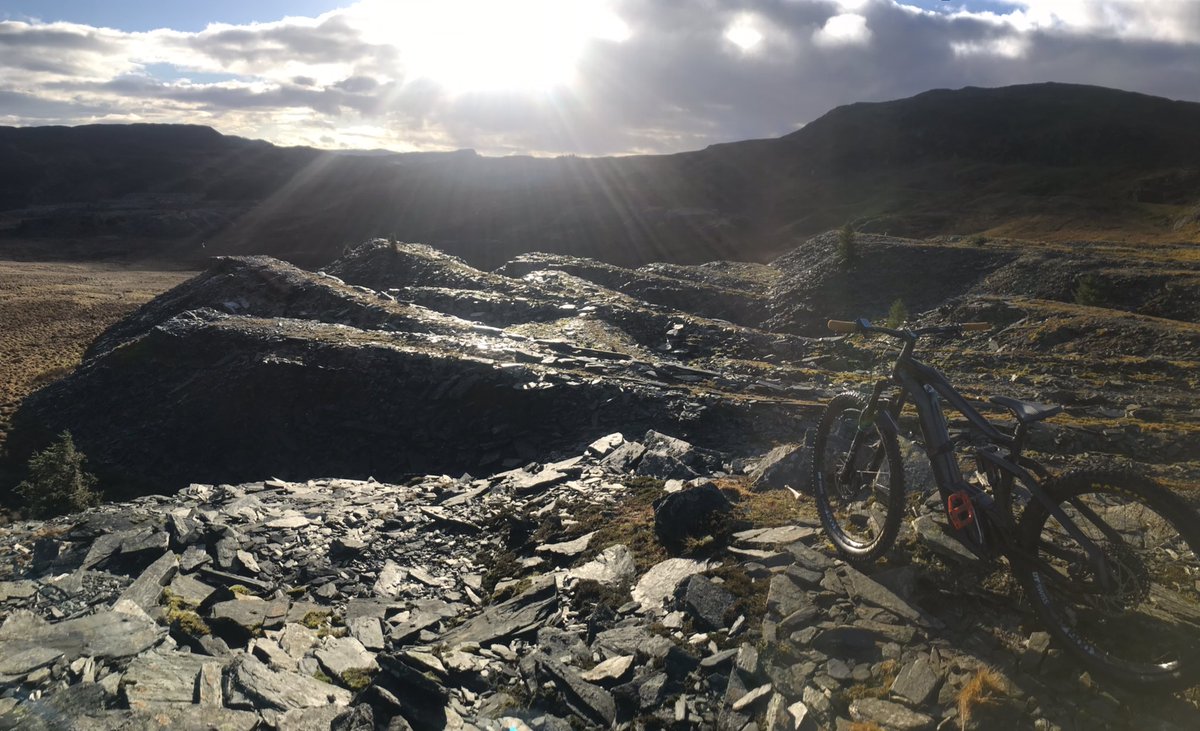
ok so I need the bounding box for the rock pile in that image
[2,430,1194,730]
[6,242,813,497]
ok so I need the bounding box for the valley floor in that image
[0,257,193,461]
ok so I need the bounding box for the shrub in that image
[15,431,101,518]
[969,234,989,246]
[1074,273,1112,307]
[885,298,908,328]
[837,223,858,268]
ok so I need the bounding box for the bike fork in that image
[837,380,889,486]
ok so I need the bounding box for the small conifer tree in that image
[837,223,858,268]
[885,298,909,328]
[15,431,101,518]
[1075,274,1109,307]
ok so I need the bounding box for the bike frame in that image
[847,326,1114,583]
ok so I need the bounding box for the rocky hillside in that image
[4,83,1200,269]
[3,433,1198,730]
[6,235,1200,503]
[1,233,1199,728]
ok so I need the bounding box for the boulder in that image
[652,483,732,547]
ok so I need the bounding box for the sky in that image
[1,1,1198,156]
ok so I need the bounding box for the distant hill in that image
[2,83,1198,268]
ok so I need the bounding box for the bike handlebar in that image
[826,318,991,338]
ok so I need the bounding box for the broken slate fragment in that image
[632,558,709,614]
[117,551,179,611]
[316,636,379,683]
[580,655,634,684]
[849,698,934,731]
[530,652,616,726]
[230,654,352,711]
[0,609,164,666]
[567,544,636,587]
[210,597,289,635]
[536,531,596,558]
[122,650,213,709]
[507,468,570,495]
[680,574,735,631]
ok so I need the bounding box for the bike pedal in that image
[947,490,976,530]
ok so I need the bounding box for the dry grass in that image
[847,722,886,731]
[957,666,1008,731]
[0,259,192,450]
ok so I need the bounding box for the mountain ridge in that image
[2,82,1198,269]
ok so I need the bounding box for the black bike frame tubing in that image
[890,357,1113,583]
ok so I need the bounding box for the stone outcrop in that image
[6,241,813,496]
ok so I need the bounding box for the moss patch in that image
[340,667,375,691]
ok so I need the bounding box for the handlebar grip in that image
[827,319,859,333]
[961,322,992,332]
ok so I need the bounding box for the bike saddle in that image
[989,396,1063,423]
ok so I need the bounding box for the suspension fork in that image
[837,380,890,485]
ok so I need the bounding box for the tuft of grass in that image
[312,670,334,684]
[957,667,1008,731]
[300,610,330,629]
[340,667,375,691]
[848,723,886,731]
[161,588,210,636]
[229,584,253,597]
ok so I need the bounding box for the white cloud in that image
[813,13,873,47]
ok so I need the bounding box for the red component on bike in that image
[947,491,976,530]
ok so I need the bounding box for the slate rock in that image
[749,443,807,491]
[849,698,934,730]
[0,609,165,667]
[122,650,212,709]
[210,597,290,636]
[373,653,451,729]
[632,557,709,613]
[890,656,941,706]
[840,566,942,628]
[315,636,380,681]
[536,531,596,558]
[230,654,352,711]
[653,483,732,546]
[766,573,810,619]
[349,616,386,651]
[680,574,735,631]
[440,580,556,647]
[567,544,636,587]
[117,551,179,611]
[167,513,204,548]
[278,706,343,731]
[731,682,772,712]
[580,654,635,683]
[600,441,646,472]
[331,704,376,731]
[167,573,217,607]
[593,625,674,661]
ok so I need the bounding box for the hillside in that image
[2,83,1198,269]
[0,236,1198,729]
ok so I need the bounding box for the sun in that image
[357,0,630,93]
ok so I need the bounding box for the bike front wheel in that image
[1014,470,1200,689]
[811,392,906,565]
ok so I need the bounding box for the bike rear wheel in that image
[1014,470,1200,689]
[811,392,906,564]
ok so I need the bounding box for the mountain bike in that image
[811,317,1200,689]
